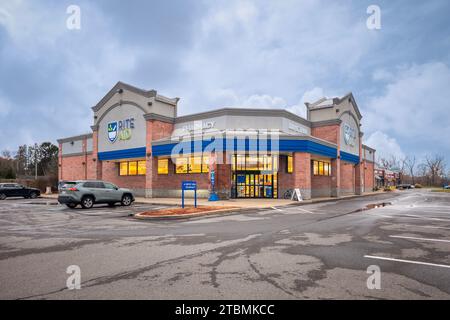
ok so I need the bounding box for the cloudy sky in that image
[0,0,449,163]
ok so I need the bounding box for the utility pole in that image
[34,143,38,180]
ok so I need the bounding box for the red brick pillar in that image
[58,143,63,181]
[331,158,340,197]
[355,136,363,195]
[145,120,154,198]
[293,152,311,200]
[92,130,102,180]
[216,152,231,199]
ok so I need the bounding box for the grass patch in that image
[430,189,450,193]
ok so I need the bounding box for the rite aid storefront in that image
[57,82,376,200]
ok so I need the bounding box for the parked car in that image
[396,184,412,190]
[444,185,450,190]
[0,183,41,200]
[57,180,135,209]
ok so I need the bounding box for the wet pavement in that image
[0,190,449,299]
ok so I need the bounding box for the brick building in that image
[57,82,376,200]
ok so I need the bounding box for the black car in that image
[0,183,41,200]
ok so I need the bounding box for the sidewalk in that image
[42,191,386,209]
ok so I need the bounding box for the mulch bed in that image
[139,206,238,216]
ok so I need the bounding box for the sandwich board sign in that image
[291,188,303,202]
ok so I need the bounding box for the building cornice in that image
[143,113,175,123]
[174,108,312,127]
[57,133,93,144]
[310,119,342,128]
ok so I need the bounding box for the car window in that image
[83,182,105,188]
[103,183,117,190]
[61,182,77,188]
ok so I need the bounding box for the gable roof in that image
[91,81,158,112]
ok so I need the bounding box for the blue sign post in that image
[208,169,219,201]
[182,181,197,208]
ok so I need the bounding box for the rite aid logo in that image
[343,123,356,147]
[108,118,135,143]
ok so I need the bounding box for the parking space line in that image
[364,255,450,269]
[398,224,450,231]
[390,235,450,243]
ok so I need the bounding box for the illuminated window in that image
[176,158,188,173]
[175,155,210,174]
[138,161,146,175]
[313,160,331,176]
[202,156,209,173]
[190,157,202,173]
[157,159,168,174]
[287,156,293,173]
[119,160,146,176]
[119,162,128,176]
[128,161,137,175]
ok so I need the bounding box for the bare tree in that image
[403,156,417,185]
[425,155,445,186]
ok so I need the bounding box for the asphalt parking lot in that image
[0,189,449,299]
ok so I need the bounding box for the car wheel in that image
[81,196,94,209]
[66,203,77,209]
[121,194,132,206]
[0,193,6,200]
[29,192,38,199]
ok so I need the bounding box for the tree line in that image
[378,154,449,187]
[0,142,59,179]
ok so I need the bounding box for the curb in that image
[133,207,247,220]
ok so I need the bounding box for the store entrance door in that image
[234,173,277,198]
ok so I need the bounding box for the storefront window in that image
[175,158,188,173]
[157,159,168,174]
[128,161,137,175]
[119,162,128,176]
[202,156,209,173]
[138,161,146,175]
[175,155,210,174]
[190,157,202,173]
[313,160,331,176]
[287,156,293,173]
[119,160,146,176]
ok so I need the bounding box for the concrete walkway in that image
[42,191,387,209]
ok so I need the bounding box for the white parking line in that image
[390,235,450,243]
[364,255,450,269]
[398,224,450,231]
[296,207,314,214]
[271,206,284,212]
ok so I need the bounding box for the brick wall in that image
[364,161,375,192]
[278,155,294,198]
[340,161,355,195]
[101,161,146,196]
[151,157,210,198]
[60,155,87,181]
[311,175,332,197]
[311,125,340,144]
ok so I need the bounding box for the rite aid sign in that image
[108,118,135,143]
[343,123,356,147]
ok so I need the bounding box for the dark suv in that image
[58,180,135,209]
[0,183,41,200]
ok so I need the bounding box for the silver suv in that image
[58,180,135,209]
